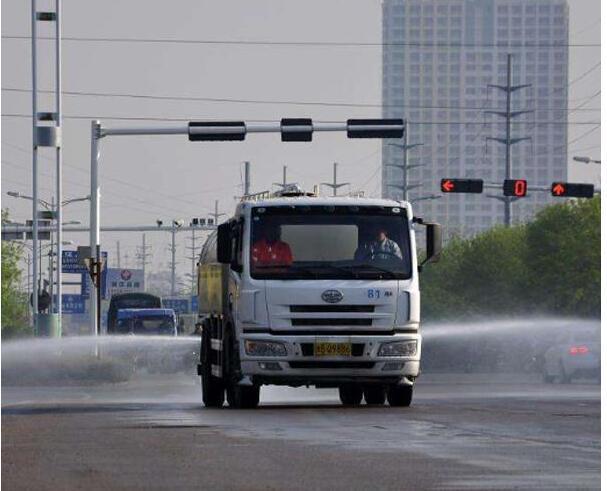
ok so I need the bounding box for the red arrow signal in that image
[441,180,454,192]
[552,183,566,196]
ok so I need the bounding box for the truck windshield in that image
[250,206,412,280]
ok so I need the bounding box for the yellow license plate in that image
[314,342,352,357]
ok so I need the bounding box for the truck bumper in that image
[239,333,421,387]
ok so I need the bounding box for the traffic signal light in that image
[503,179,528,197]
[440,179,483,193]
[551,182,595,198]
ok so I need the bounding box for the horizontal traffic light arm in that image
[100,119,405,141]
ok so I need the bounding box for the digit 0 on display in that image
[503,179,528,197]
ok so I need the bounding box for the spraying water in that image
[1,317,600,404]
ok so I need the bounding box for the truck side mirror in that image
[425,223,442,264]
[415,219,442,270]
[217,222,231,264]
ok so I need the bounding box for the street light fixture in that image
[573,156,601,164]
[410,195,443,204]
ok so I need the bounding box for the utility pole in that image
[322,162,350,196]
[244,161,251,195]
[386,120,423,201]
[486,54,532,226]
[116,240,121,268]
[26,253,32,326]
[136,233,152,287]
[209,200,226,226]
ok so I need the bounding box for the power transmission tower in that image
[208,200,227,226]
[485,53,532,227]
[185,227,204,295]
[135,233,152,287]
[322,162,350,196]
[386,120,423,201]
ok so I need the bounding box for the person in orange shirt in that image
[251,224,293,268]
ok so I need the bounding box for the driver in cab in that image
[251,223,293,267]
[354,227,402,261]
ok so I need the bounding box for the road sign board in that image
[106,268,144,297]
[53,294,86,314]
[551,182,595,198]
[162,297,190,315]
[1,230,25,241]
[503,179,528,197]
[440,178,483,193]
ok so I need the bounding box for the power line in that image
[566,125,601,147]
[1,34,599,48]
[1,86,599,112]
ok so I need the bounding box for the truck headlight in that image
[245,340,287,357]
[378,340,417,357]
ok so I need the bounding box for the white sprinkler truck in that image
[196,185,441,408]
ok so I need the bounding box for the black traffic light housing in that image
[551,182,595,198]
[503,179,528,197]
[440,178,483,193]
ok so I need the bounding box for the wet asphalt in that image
[1,373,600,490]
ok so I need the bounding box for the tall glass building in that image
[382,0,569,238]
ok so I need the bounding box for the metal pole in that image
[505,54,512,227]
[48,201,54,312]
[31,0,39,331]
[191,228,196,294]
[55,0,63,333]
[170,225,176,297]
[283,165,287,187]
[244,161,251,195]
[117,240,121,268]
[90,120,101,336]
[96,243,101,335]
[27,254,32,326]
[402,120,409,202]
[333,162,338,196]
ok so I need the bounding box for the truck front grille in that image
[291,318,373,327]
[289,361,375,369]
[290,305,375,313]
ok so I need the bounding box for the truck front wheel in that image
[227,384,260,409]
[363,386,386,405]
[339,384,363,405]
[387,384,413,407]
[200,325,225,408]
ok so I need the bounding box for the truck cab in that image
[197,186,441,408]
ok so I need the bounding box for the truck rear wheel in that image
[227,384,260,409]
[363,386,386,405]
[339,385,363,405]
[200,325,224,408]
[387,384,413,407]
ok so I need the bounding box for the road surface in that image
[2,373,600,490]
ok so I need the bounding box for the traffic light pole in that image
[486,54,531,226]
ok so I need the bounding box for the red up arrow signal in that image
[441,180,455,192]
[552,183,566,196]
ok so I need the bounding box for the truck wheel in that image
[339,385,363,405]
[227,384,260,409]
[200,326,224,408]
[387,384,413,407]
[363,386,386,405]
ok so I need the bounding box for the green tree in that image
[524,196,600,317]
[1,209,30,338]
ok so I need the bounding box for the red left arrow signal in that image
[441,180,454,192]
